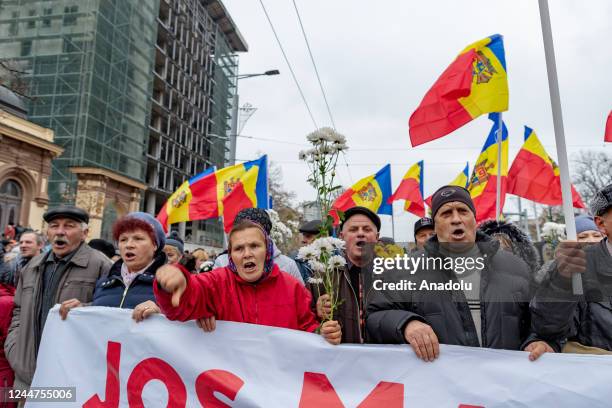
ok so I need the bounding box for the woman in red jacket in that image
[155,220,341,344]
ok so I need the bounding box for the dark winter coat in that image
[366,232,554,351]
[531,238,612,350]
[92,253,166,309]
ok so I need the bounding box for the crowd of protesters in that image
[0,182,610,406]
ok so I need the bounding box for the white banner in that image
[28,306,612,407]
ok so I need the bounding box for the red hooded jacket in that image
[155,264,319,333]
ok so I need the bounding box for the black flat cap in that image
[299,219,322,234]
[340,206,381,231]
[414,217,434,235]
[43,205,89,224]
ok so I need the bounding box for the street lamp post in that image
[229,69,279,165]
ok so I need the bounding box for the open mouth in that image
[243,261,257,272]
[53,239,68,249]
[124,251,136,262]
[451,228,465,240]
[355,240,366,248]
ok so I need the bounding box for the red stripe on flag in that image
[388,178,425,217]
[409,50,477,147]
[330,189,357,225]
[507,149,585,208]
[473,175,507,223]
[188,174,221,221]
[222,182,254,233]
[156,203,169,233]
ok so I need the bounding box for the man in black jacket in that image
[531,184,612,353]
[366,186,555,361]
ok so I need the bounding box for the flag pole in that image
[538,0,582,294]
[532,200,542,241]
[391,212,396,242]
[495,112,503,220]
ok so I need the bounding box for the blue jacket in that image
[92,253,166,309]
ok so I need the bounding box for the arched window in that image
[0,179,23,232]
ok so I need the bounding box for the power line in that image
[237,134,308,147]
[258,0,319,129]
[291,0,336,129]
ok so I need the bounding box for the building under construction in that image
[0,0,247,247]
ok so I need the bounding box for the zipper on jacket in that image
[118,279,133,309]
[343,269,363,343]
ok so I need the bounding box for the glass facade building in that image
[0,0,246,246]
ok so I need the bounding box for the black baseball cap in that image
[414,217,434,235]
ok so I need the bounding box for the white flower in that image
[298,150,308,160]
[327,237,346,250]
[315,238,334,254]
[329,132,346,144]
[307,130,326,144]
[328,255,346,270]
[542,222,566,239]
[318,145,332,155]
[333,142,348,152]
[307,277,323,284]
[309,260,326,274]
[297,245,319,261]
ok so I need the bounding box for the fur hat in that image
[478,219,540,275]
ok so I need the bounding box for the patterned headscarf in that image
[234,208,272,234]
[228,221,275,282]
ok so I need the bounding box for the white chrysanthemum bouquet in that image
[297,236,346,321]
[299,127,348,234]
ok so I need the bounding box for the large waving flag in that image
[507,127,585,208]
[388,161,425,217]
[606,111,612,143]
[157,156,268,232]
[467,113,508,222]
[331,164,392,224]
[425,162,469,208]
[409,34,508,147]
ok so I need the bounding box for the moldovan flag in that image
[467,113,508,222]
[157,156,268,232]
[409,34,508,147]
[606,111,612,143]
[388,161,425,217]
[330,164,392,224]
[507,127,585,208]
[425,162,469,208]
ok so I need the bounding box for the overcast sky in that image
[223,0,611,241]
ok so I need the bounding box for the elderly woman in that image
[59,212,167,322]
[155,219,342,344]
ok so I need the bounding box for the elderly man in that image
[5,206,111,392]
[531,184,612,354]
[0,231,45,287]
[298,220,321,247]
[413,217,435,251]
[314,206,380,343]
[366,186,555,361]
